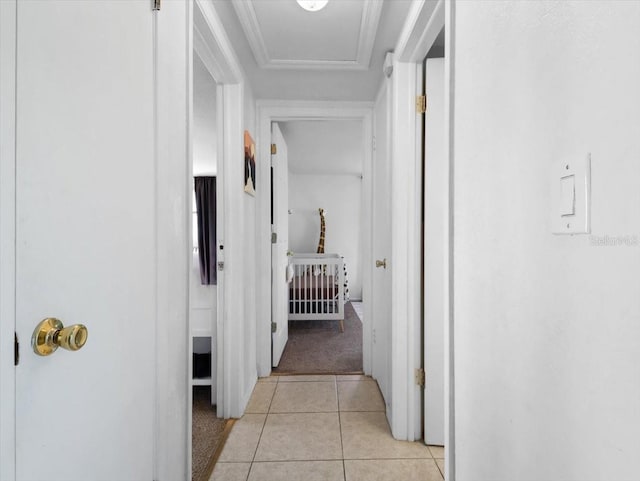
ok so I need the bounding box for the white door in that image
[371,81,393,412]
[423,57,446,446]
[14,2,157,479]
[271,123,289,366]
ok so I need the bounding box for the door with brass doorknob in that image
[9,0,161,479]
[31,318,88,356]
[376,258,387,269]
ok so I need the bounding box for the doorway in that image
[190,51,226,481]
[187,0,248,476]
[271,119,366,374]
[255,103,374,380]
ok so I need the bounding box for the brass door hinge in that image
[415,367,425,387]
[152,0,161,10]
[416,95,426,114]
[271,143,277,155]
[271,322,277,333]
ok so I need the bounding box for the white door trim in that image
[255,101,374,378]
[0,1,17,478]
[388,60,422,442]
[149,2,192,479]
[443,3,455,478]
[391,1,453,479]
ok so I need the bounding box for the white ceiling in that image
[279,120,363,176]
[232,0,380,70]
[213,0,413,101]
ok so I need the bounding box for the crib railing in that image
[288,253,344,322]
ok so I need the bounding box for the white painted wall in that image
[288,173,363,299]
[281,120,363,175]
[242,82,258,407]
[193,54,217,176]
[453,2,640,480]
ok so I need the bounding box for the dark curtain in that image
[194,176,217,285]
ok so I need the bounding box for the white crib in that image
[288,253,345,331]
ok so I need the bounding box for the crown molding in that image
[230,0,269,67]
[231,0,383,71]
[354,0,383,68]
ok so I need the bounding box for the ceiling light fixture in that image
[296,0,328,12]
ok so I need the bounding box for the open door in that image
[371,80,393,413]
[271,123,289,366]
[6,2,178,479]
[423,57,446,446]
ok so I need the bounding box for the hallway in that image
[210,375,444,481]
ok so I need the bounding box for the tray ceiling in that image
[231,0,383,70]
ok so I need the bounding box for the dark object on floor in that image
[192,386,226,481]
[274,301,363,373]
[193,352,212,378]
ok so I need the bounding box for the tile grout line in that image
[335,376,347,481]
[224,456,437,464]
[245,378,278,481]
[435,458,445,480]
[333,456,437,461]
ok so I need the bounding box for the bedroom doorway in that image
[189,47,225,481]
[270,119,367,375]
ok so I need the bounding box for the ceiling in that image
[279,120,363,176]
[213,0,413,101]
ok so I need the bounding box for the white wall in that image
[453,2,640,480]
[193,54,217,176]
[288,173,363,299]
[281,120,363,175]
[243,82,258,405]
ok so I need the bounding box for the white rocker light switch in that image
[552,154,591,235]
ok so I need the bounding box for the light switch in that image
[560,175,575,216]
[551,154,591,235]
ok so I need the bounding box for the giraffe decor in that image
[316,208,326,254]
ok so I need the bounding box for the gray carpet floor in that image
[273,301,363,373]
[192,387,226,481]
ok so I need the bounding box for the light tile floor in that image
[211,375,444,481]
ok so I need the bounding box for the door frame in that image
[191,0,248,420]
[393,0,454,478]
[255,101,374,378]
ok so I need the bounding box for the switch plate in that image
[552,154,591,235]
[559,175,576,216]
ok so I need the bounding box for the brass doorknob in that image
[376,258,387,269]
[31,318,88,356]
